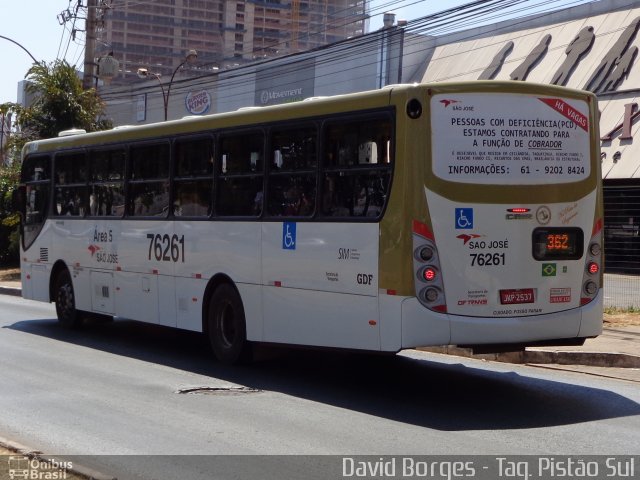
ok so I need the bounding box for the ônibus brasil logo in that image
[7,455,73,479]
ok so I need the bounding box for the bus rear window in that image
[322,116,393,218]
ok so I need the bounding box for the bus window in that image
[216,133,264,216]
[176,137,213,177]
[268,126,317,217]
[219,133,263,174]
[322,117,393,218]
[217,177,264,217]
[89,148,125,216]
[128,143,170,217]
[174,180,211,217]
[174,137,213,217]
[21,154,51,249]
[54,152,87,217]
[130,143,170,180]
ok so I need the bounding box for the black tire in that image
[207,283,252,364]
[54,269,83,328]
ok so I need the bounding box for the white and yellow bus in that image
[16,82,603,363]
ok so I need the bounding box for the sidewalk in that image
[0,278,21,297]
[2,280,638,381]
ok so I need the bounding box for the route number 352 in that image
[147,233,185,262]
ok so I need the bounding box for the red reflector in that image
[274,281,282,287]
[152,269,159,274]
[386,289,397,295]
[412,220,434,240]
[588,262,599,274]
[194,273,202,279]
[507,208,530,213]
[423,268,436,281]
[26,274,31,280]
[116,266,122,271]
[592,218,603,236]
[192,297,198,302]
[432,305,447,313]
[581,297,593,305]
[368,320,377,326]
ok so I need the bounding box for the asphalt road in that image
[1,295,639,479]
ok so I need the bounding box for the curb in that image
[0,286,21,297]
[418,346,640,368]
[523,349,640,368]
[0,436,116,480]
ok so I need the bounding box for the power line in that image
[98,0,606,108]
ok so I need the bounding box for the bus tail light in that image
[420,266,438,282]
[412,220,447,312]
[581,218,603,304]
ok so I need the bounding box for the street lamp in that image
[137,49,198,121]
[0,35,38,64]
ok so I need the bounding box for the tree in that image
[0,60,112,266]
[16,59,112,141]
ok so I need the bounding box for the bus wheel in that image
[207,284,252,364]
[54,270,82,328]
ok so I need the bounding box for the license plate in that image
[500,288,535,305]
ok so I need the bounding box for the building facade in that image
[97,0,368,84]
[102,19,427,123]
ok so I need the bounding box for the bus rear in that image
[397,82,602,350]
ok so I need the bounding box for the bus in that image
[15,81,603,364]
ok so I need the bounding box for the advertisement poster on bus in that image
[431,93,591,185]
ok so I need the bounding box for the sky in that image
[0,0,595,104]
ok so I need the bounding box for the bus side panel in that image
[184,221,261,286]
[579,290,604,338]
[45,219,91,308]
[158,274,176,327]
[20,265,33,299]
[449,308,581,345]
[237,283,263,342]
[262,221,380,349]
[262,287,380,349]
[179,221,262,334]
[400,297,451,348]
[378,293,404,351]
[174,276,206,331]
[115,270,159,322]
[20,221,53,302]
[28,264,50,303]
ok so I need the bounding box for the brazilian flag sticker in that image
[542,263,557,277]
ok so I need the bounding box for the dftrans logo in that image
[455,208,474,229]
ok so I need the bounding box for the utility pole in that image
[83,0,98,90]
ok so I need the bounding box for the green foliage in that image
[604,306,640,314]
[0,161,20,266]
[17,59,112,140]
[0,60,113,265]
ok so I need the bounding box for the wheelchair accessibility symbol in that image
[282,222,296,250]
[455,208,473,229]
